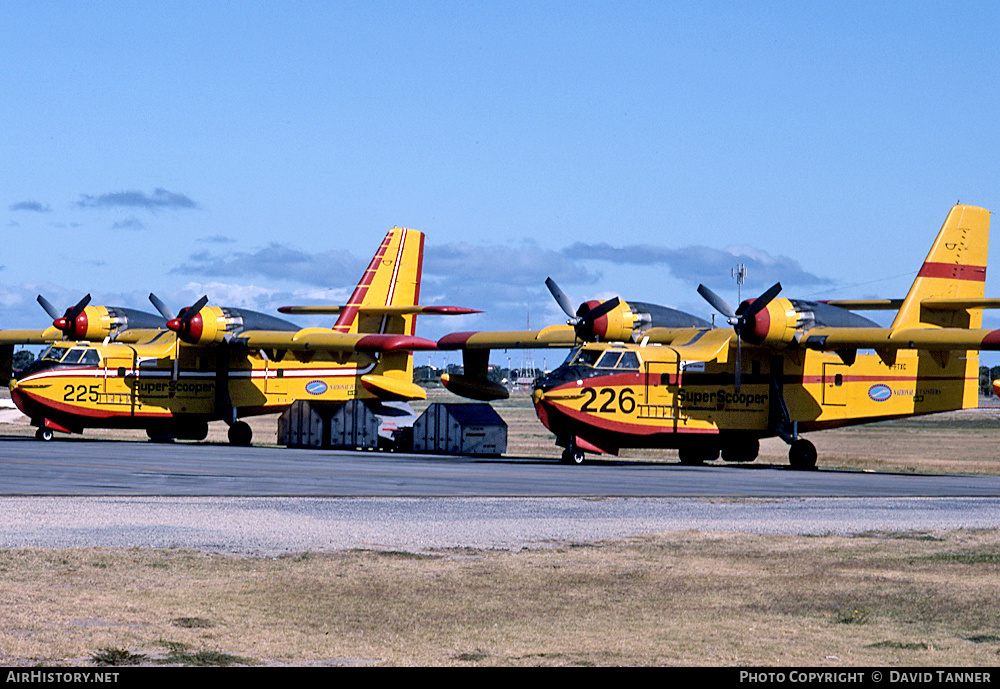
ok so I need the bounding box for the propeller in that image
[166,295,209,338]
[697,282,782,391]
[545,277,621,341]
[149,293,208,380]
[148,293,175,321]
[37,294,92,338]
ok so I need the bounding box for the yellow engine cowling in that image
[581,300,642,342]
[59,305,129,341]
[738,297,801,346]
[172,306,238,344]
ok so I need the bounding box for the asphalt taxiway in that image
[2,438,999,553]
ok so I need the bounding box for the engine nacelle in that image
[168,305,299,345]
[55,306,165,341]
[738,297,810,346]
[581,299,710,342]
[737,297,883,347]
[580,300,641,342]
[169,306,241,344]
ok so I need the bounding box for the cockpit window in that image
[572,349,602,367]
[40,345,68,362]
[616,351,640,369]
[60,349,86,365]
[595,351,622,368]
[81,349,100,366]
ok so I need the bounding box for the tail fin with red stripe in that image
[891,205,991,330]
[333,228,424,335]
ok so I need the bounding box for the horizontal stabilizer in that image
[800,326,1000,351]
[278,305,481,316]
[819,299,903,311]
[822,298,1000,311]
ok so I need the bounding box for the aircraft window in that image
[39,346,61,362]
[596,351,622,368]
[616,352,640,369]
[561,346,582,366]
[81,350,100,366]
[61,349,86,365]
[573,349,602,367]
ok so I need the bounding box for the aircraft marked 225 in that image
[1,227,478,445]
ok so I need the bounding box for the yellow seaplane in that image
[439,204,997,469]
[1,227,475,444]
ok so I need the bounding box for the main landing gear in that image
[788,438,817,470]
[560,440,586,465]
[227,420,253,447]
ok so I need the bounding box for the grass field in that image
[2,389,1000,666]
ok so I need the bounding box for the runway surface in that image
[4,436,1000,497]
[1,437,999,553]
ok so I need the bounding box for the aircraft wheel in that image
[561,447,586,465]
[228,421,253,447]
[788,439,817,470]
[721,438,760,463]
[678,446,720,465]
[146,428,175,443]
[35,428,54,441]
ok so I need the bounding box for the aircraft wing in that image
[235,329,439,352]
[0,328,63,345]
[437,325,579,350]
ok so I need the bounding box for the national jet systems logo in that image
[305,380,328,395]
[868,384,892,402]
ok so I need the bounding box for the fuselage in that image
[10,335,396,435]
[531,337,979,455]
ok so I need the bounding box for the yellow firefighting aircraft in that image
[1,227,476,444]
[439,204,998,469]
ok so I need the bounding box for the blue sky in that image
[3,2,1000,364]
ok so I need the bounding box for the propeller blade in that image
[740,282,782,321]
[579,296,620,325]
[545,277,577,320]
[697,284,736,319]
[36,295,61,320]
[148,293,175,321]
[735,338,742,393]
[178,295,209,325]
[65,294,92,322]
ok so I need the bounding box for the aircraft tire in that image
[678,446,720,465]
[35,428,54,441]
[721,438,760,463]
[228,421,253,447]
[561,447,586,465]
[788,439,817,470]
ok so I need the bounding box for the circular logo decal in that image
[305,380,328,395]
[868,384,892,402]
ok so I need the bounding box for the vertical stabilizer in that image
[333,227,424,335]
[891,204,991,330]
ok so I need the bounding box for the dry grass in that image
[3,531,1000,666]
[3,389,1000,666]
